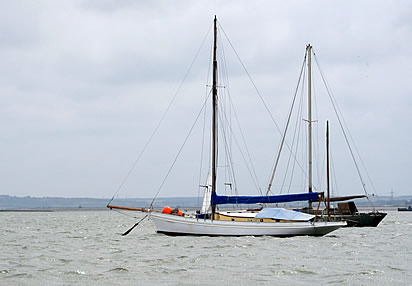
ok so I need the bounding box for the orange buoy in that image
[162,206,172,214]
[178,210,183,216]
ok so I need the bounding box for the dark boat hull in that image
[333,212,387,227]
[301,204,387,227]
[322,201,386,227]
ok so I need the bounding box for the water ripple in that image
[107,267,128,272]
[1,210,411,285]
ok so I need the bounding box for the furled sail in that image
[201,174,212,213]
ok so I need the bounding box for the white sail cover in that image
[255,208,315,221]
[200,174,212,213]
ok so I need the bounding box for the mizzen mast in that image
[326,120,331,220]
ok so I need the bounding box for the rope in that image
[149,91,213,209]
[312,71,322,189]
[313,50,377,211]
[312,51,369,196]
[112,208,139,219]
[283,68,306,195]
[217,101,239,195]
[266,54,307,195]
[228,98,263,194]
[218,24,282,139]
[330,145,339,197]
[197,38,214,209]
[218,24,310,196]
[217,37,262,194]
[107,24,212,206]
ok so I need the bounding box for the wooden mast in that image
[211,16,218,219]
[307,44,313,209]
[326,121,331,220]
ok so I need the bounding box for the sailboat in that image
[108,16,346,236]
[317,122,387,227]
[265,44,386,227]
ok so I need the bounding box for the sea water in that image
[1,210,411,285]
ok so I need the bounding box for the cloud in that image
[0,0,411,198]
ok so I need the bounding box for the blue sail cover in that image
[211,192,319,205]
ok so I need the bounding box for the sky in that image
[0,0,411,199]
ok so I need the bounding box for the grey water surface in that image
[1,210,411,285]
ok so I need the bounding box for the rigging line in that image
[289,83,306,194]
[218,24,282,138]
[149,91,213,209]
[107,24,212,206]
[312,70,322,189]
[218,99,261,195]
[197,83,210,209]
[219,23,310,190]
[313,52,369,196]
[220,128,238,197]
[112,208,139,219]
[302,75,313,192]
[328,82,379,196]
[217,32,245,198]
[266,55,307,195]
[314,53,370,197]
[320,136,326,193]
[198,37,214,208]
[283,69,306,195]
[228,97,263,194]
[302,75,308,193]
[288,65,308,193]
[318,117,326,192]
[308,67,321,193]
[218,34,232,192]
[218,34,262,194]
[217,100,239,196]
[330,147,339,197]
[279,118,297,195]
[279,87,301,194]
[223,46,235,196]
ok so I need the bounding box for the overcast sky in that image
[1,0,411,199]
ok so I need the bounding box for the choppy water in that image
[1,210,411,285]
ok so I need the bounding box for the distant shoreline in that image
[0,206,405,213]
[1,194,411,211]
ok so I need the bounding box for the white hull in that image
[150,213,346,237]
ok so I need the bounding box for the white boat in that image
[150,212,343,237]
[108,16,346,236]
